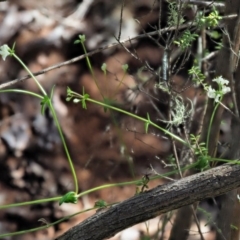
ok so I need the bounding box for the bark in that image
[188,0,240,239]
[55,164,240,240]
[216,119,240,240]
[215,0,240,239]
[168,205,192,240]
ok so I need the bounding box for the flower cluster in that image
[207,76,231,102]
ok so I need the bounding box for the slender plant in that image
[0,4,237,239]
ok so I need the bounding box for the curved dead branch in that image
[56,163,240,240]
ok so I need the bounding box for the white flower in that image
[208,76,231,102]
[0,44,10,61]
[214,93,221,102]
[222,86,231,94]
[213,76,229,86]
[207,86,221,102]
[207,86,216,99]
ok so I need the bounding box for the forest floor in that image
[0,1,216,240]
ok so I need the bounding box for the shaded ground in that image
[0,1,218,239]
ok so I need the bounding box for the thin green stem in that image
[12,53,78,192]
[48,102,79,193]
[0,89,43,99]
[1,161,198,211]
[210,158,240,164]
[112,72,126,98]
[71,91,187,145]
[0,91,78,196]
[12,54,47,96]
[206,99,220,150]
[0,196,61,210]
[0,207,96,238]
[81,42,104,99]
[77,162,198,198]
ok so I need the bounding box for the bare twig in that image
[117,0,125,41]
[0,22,196,90]
[185,0,225,9]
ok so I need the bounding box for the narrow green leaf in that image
[94,199,107,208]
[122,64,128,72]
[50,85,55,100]
[74,40,81,44]
[40,96,50,115]
[145,113,151,133]
[101,63,107,74]
[79,35,86,43]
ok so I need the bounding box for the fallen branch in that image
[56,163,240,240]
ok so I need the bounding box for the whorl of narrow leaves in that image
[59,191,78,206]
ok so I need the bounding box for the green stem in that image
[12,53,78,192]
[0,207,96,238]
[77,161,198,198]
[71,91,187,145]
[112,72,126,97]
[0,159,195,239]
[210,158,240,164]
[48,102,79,193]
[0,89,43,99]
[206,99,220,150]
[0,196,61,210]
[12,54,47,96]
[81,42,103,99]
[0,91,78,195]
[1,161,197,210]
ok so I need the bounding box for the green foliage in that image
[40,95,50,115]
[101,63,107,75]
[174,30,198,50]
[59,191,78,205]
[195,155,210,171]
[166,154,177,168]
[74,34,86,44]
[94,199,108,208]
[122,64,129,72]
[0,43,79,205]
[167,1,184,27]
[0,3,232,238]
[67,86,89,109]
[188,66,206,87]
[136,174,150,194]
[190,134,210,171]
[0,42,16,61]
[197,9,222,29]
[208,30,221,39]
[230,224,238,230]
[40,87,54,115]
[215,41,223,50]
[66,86,188,145]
